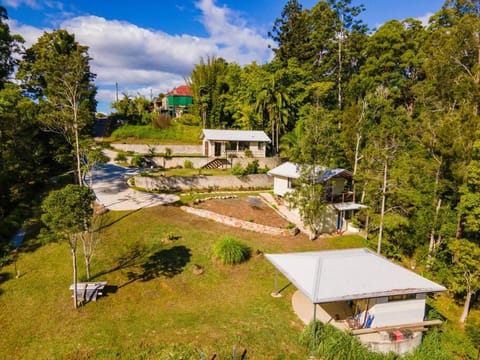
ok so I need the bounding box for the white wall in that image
[360,295,426,328]
[273,177,291,196]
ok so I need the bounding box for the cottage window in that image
[258,142,264,150]
[239,142,250,150]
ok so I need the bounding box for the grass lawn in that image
[0,205,367,359]
[108,124,202,144]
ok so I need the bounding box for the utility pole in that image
[115,82,119,102]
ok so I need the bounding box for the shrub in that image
[244,160,259,175]
[213,236,250,265]
[231,162,244,176]
[131,155,143,167]
[244,148,253,158]
[151,113,172,128]
[184,160,194,169]
[177,113,201,126]
[466,317,480,347]
[115,152,127,162]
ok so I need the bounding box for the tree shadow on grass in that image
[91,242,148,280]
[125,245,191,283]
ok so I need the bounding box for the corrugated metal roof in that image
[333,202,368,211]
[266,248,446,303]
[201,129,271,142]
[267,161,303,178]
[167,85,192,96]
[267,161,348,180]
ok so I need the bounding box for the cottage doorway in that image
[214,142,221,156]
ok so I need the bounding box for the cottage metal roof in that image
[266,248,446,303]
[267,161,304,179]
[201,129,271,142]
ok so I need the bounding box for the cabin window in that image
[226,142,237,151]
[388,294,416,302]
[239,142,250,150]
[258,142,264,150]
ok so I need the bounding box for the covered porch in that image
[266,248,446,355]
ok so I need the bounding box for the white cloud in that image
[7,18,46,46]
[7,0,273,112]
[417,12,435,27]
[2,0,39,9]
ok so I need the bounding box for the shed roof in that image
[200,129,271,142]
[267,161,350,181]
[266,248,446,303]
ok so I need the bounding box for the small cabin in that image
[267,162,366,232]
[266,248,446,355]
[200,129,271,158]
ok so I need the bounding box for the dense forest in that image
[184,0,480,327]
[1,0,480,354]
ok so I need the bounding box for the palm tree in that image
[255,74,290,155]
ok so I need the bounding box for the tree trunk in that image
[337,22,343,111]
[377,161,388,254]
[73,102,82,186]
[352,133,361,203]
[460,290,473,324]
[429,198,442,255]
[72,246,78,309]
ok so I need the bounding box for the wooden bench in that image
[70,281,107,302]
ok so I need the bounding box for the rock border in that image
[180,206,292,236]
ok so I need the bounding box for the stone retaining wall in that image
[181,206,291,236]
[111,143,203,155]
[135,174,273,191]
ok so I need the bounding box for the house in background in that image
[266,248,446,355]
[157,85,193,118]
[267,161,366,233]
[200,129,271,158]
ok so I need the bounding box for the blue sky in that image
[2,0,445,113]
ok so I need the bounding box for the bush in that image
[466,316,480,347]
[115,152,127,162]
[131,155,143,167]
[244,160,259,175]
[184,160,194,169]
[230,162,244,176]
[151,113,172,128]
[177,113,201,126]
[244,148,253,158]
[213,236,250,265]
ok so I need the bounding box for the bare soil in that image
[197,197,290,228]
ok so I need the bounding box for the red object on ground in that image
[392,330,404,341]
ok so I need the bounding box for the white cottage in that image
[200,129,271,158]
[268,162,366,233]
[266,248,446,355]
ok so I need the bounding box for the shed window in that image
[388,294,416,302]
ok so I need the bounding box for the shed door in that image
[214,142,221,156]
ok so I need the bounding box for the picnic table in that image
[69,281,107,302]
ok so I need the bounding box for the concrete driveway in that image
[88,163,179,211]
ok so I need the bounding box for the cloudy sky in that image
[3,0,444,113]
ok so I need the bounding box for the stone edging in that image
[180,206,291,236]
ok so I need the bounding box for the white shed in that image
[200,129,271,158]
[266,248,446,354]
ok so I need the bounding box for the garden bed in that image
[196,196,290,228]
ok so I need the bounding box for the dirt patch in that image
[196,197,290,228]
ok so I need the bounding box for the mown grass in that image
[0,205,368,359]
[109,124,202,144]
